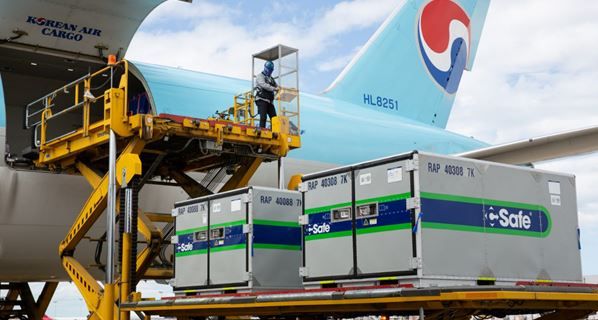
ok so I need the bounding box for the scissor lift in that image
[24,58,300,320]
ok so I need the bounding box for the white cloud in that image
[450,0,598,141]
[141,1,226,25]
[311,0,399,40]
[126,0,400,80]
[316,46,361,72]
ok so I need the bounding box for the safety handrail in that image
[26,60,129,147]
[25,72,90,129]
[230,88,300,133]
[232,91,257,127]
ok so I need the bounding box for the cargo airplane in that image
[1,0,597,291]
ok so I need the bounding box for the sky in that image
[19,0,598,317]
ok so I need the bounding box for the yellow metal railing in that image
[26,60,130,148]
[227,88,300,135]
[232,91,257,127]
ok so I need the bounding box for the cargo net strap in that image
[412,212,423,233]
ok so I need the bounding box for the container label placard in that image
[387,167,403,183]
[548,181,561,206]
[175,202,206,216]
[550,195,561,206]
[359,173,372,185]
[548,181,561,195]
[231,199,241,212]
[305,173,350,191]
[259,195,302,207]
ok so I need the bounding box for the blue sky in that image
[7,0,598,318]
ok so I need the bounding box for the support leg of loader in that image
[535,310,595,320]
[170,170,213,198]
[35,282,58,317]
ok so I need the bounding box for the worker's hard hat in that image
[264,61,274,71]
[263,61,274,76]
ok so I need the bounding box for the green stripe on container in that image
[305,222,411,241]
[210,244,246,253]
[211,220,246,228]
[176,219,246,236]
[175,226,207,236]
[175,243,247,257]
[420,192,552,237]
[305,230,352,241]
[253,243,301,251]
[356,223,411,235]
[304,201,351,215]
[175,248,207,257]
[422,222,548,238]
[304,192,411,215]
[254,219,299,228]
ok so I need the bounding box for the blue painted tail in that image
[323,0,491,128]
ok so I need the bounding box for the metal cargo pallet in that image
[121,283,598,319]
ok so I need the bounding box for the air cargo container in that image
[172,186,302,293]
[299,151,582,288]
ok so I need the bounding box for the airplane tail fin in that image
[323,0,491,128]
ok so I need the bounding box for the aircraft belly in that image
[0,167,189,281]
[0,224,105,282]
[0,166,105,281]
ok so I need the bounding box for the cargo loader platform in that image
[122,284,598,319]
[22,58,301,320]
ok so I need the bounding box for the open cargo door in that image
[0,0,170,163]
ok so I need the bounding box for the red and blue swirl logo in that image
[418,0,471,94]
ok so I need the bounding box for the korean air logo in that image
[417,0,471,94]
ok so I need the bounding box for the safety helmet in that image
[263,61,274,76]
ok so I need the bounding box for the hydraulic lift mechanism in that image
[23,46,301,320]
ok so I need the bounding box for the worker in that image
[129,91,150,115]
[255,60,278,128]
